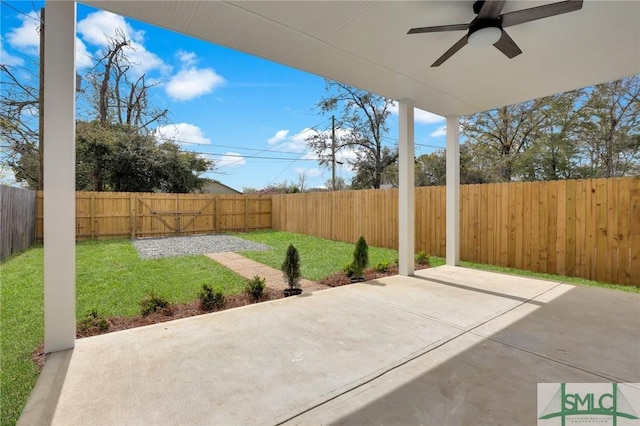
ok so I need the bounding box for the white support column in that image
[398,98,415,276]
[446,115,460,266]
[44,1,76,353]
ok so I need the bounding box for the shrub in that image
[342,262,356,277]
[352,236,369,278]
[281,244,301,289]
[140,292,171,316]
[78,309,109,333]
[415,251,431,265]
[198,284,225,312]
[374,261,391,273]
[245,275,266,302]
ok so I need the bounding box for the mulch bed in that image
[32,265,430,370]
[31,288,283,370]
[319,262,431,287]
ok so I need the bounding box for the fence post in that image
[130,193,136,238]
[215,194,220,234]
[90,192,95,240]
[245,195,249,232]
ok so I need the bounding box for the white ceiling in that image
[83,0,640,116]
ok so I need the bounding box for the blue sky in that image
[1,1,448,191]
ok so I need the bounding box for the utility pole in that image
[38,7,45,190]
[331,114,336,191]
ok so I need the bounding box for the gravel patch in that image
[133,234,272,260]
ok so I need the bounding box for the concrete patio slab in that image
[19,266,640,426]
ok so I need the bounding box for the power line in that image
[177,149,318,161]
[165,139,312,155]
[1,1,41,22]
[211,117,331,170]
[270,149,312,183]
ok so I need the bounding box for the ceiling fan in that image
[408,0,583,67]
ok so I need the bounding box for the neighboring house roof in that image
[201,181,242,195]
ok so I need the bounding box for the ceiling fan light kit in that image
[407,0,584,67]
[467,20,502,48]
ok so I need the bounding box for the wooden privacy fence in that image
[35,191,271,240]
[0,185,36,260]
[271,177,640,286]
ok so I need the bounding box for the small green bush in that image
[78,309,109,333]
[374,262,391,273]
[198,284,225,312]
[281,244,301,289]
[352,236,369,278]
[140,292,171,316]
[342,262,356,277]
[245,275,266,302]
[415,251,431,265]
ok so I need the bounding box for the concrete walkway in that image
[205,252,327,292]
[19,266,640,425]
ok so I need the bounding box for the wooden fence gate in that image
[36,191,272,240]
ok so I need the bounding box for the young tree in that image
[306,80,395,189]
[296,170,308,192]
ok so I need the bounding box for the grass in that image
[456,259,640,293]
[1,239,248,426]
[1,247,44,426]
[237,230,399,281]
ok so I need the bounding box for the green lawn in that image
[0,240,248,426]
[237,230,399,281]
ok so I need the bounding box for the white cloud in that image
[155,123,211,145]
[165,67,225,101]
[0,37,24,66]
[216,152,246,168]
[429,125,447,138]
[389,102,445,124]
[75,37,93,69]
[267,128,318,153]
[6,12,40,56]
[176,50,197,67]
[77,10,167,75]
[77,10,144,46]
[268,129,290,144]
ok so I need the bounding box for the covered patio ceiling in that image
[82,0,640,116]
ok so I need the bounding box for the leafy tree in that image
[350,146,398,189]
[324,176,348,190]
[461,100,547,182]
[576,76,640,177]
[76,121,210,193]
[307,80,395,189]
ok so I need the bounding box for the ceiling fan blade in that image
[408,23,470,34]
[493,30,522,59]
[431,34,468,67]
[477,0,506,19]
[501,0,583,28]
